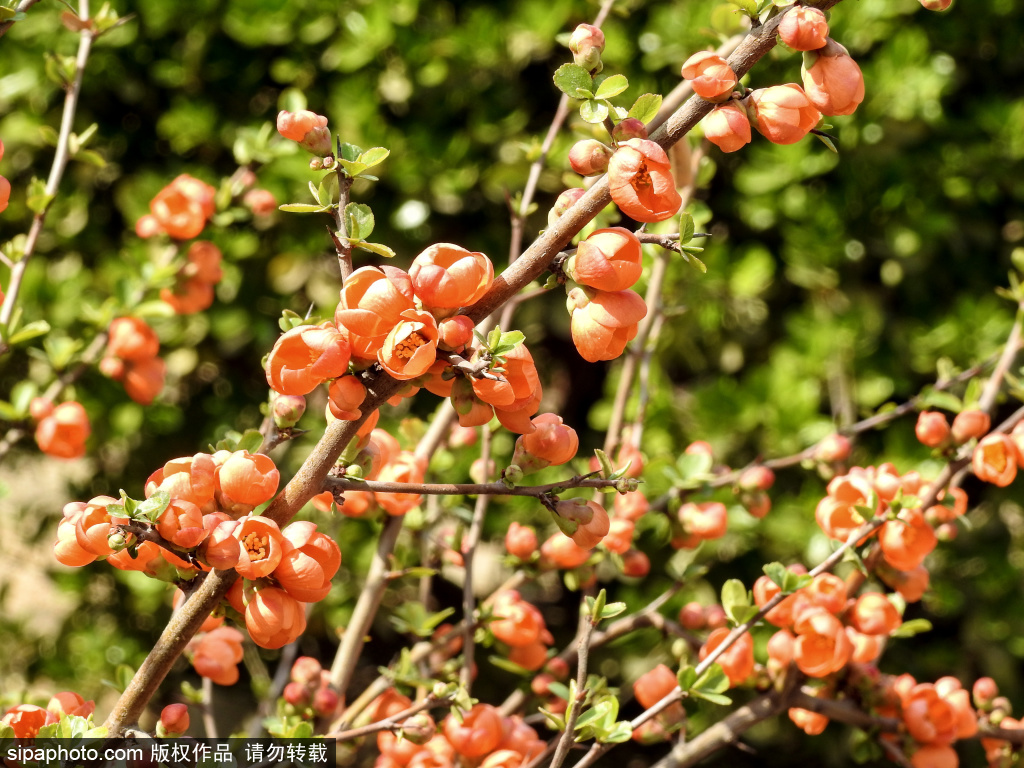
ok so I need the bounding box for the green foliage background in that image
[2,0,1024,763]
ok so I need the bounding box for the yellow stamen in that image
[394,331,427,359]
[243,532,269,561]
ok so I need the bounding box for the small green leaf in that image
[890,618,933,638]
[75,149,106,168]
[337,159,369,177]
[721,579,750,623]
[594,74,629,100]
[814,132,839,153]
[237,429,265,454]
[553,63,594,99]
[7,319,50,345]
[338,142,363,162]
[546,682,571,701]
[580,99,610,124]
[602,721,633,743]
[135,489,172,523]
[680,212,695,245]
[10,381,37,417]
[919,388,962,413]
[732,0,758,14]
[279,203,327,213]
[134,300,177,319]
[355,241,396,259]
[627,93,662,124]
[677,665,697,690]
[782,571,814,593]
[599,602,627,620]
[763,561,787,588]
[691,690,733,706]
[27,177,54,214]
[539,707,566,731]
[489,655,532,675]
[345,202,375,241]
[358,147,390,168]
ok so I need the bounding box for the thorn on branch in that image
[445,352,503,381]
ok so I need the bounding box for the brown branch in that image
[324,693,449,741]
[549,601,597,768]
[324,473,620,498]
[332,174,355,281]
[459,428,492,693]
[979,304,1023,413]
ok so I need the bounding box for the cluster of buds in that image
[0,139,10,214]
[1,692,95,739]
[265,243,548,437]
[100,316,166,405]
[689,4,865,153]
[136,174,217,241]
[282,657,340,719]
[370,690,546,767]
[31,398,91,459]
[918,409,1024,490]
[160,240,224,314]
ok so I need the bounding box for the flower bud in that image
[918,0,952,9]
[506,522,538,560]
[703,103,752,153]
[568,23,605,72]
[974,677,999,710]
[915,411,950,448]
[681,51,738,102]
[29,397,54,421]
[548,188,586,225]
[503,464,524,485]
[157,704,190,737]
[621,549,650,577]
[739,465,775,491]
[801,39,864,117]
[951,409,990,444]
[291,656,322,686]
[399,713,436,745]
[276,109,332,156]
[273,394,306,429]
[612,118,648,143]
[107,532,128,551]
[568,139,613,176]
[283,681,311,707]
[748,84,821,145]
[312,687,340,718]
[437,315,475,351]
[679,602,706,630]
[816,433,850,463]
[778,6,830,51]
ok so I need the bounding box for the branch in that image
[549,601,597,768]
[979,304,1023,413]
[331,174,355,281]
[0,0,94,350]
[324,693,449,741]
[324,473,621,498]
[460,428,492,692]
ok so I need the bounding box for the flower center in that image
[394,331,427,359]
[632,161,652,190]
[243,532,269,562]
[983,443,1008,473]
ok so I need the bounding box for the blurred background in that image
[1,0,1023,763]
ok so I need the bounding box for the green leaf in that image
[677,665,697,690]
[133,300,177,319]
[602,721,633,743]
[337,159,369,177]
[355,241,397,258]
[10,381,37,417]
[358,147,390,168]
[763,561,787,588]
[627,93,662,124]
[783,571,813,593]
[338,142,363,162]
[7,319,50,346]
[237,428,265,454]
[721,579,750,623]
[27,177,54,214]
[491,329,525,356]
[680,212,695,245]
[890,618,933,638]
[279,203,327,213]
[345,202,375,241]
[317,173,339,207]
[594,74,629,100]
[546,681,571,701]
[580,99,610,124]
[599,602,627,620]
[690,662,732,705]
[814,132,839,153]
[691,690,733,706]
[75,149,106,168]
[919,388,962,413]
[553,63,594,99]
[134,489,171,523]
[489,655,532,675]
[732,0,758,14]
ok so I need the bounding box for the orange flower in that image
[0,175,9,215]
[245,586,308,649]
[614,491,649,521]
[699,627,755,686]
[903,683,957,746]
[148,452,217,509]
[679,501,729,541]
[567,286,647,363]
[123,356,166,405]
[801,39,865,117]
[54,502,98,567]
[753,573,801,627]
[161,277,215,314]
[951,409,990,444]
[789,707,829,735]
[680,51,738,101]
[46,691,95,719]
[540,533,591,569]
[972,433,1018,487]
[510,413,579,473]
[555,498,609,549]
[910,745,958,768]
[378,309,440,380]
[273,521,341,602]
[879,508,937,571]
[374,451,427,515]
[335,266,416,358]
[266,322,351,396]
[1,704,54,738]
[621,549,650,577]
[935,677,977,740]
[150,174,216,240]
[778,6,829,50]
[767,628,795,668]
[490,590,546,647]
[916,411,951,447]
[443,704,503,759]
[233,515,285,579]
[568,227,644,292]
[849,592,902,636]
[276,109,331,155]
[603,517,635,554]
[35,400,90,459]
[634,664,678,709]
[703,104,752,153]
[156,498,207,549]
[409,243,494,310]
[74,495,124,557]
[158,703,190,736]
[607,139,682,222]
[216,450,280,510]
[107,317,159,361]
[190,626,245,685]
[791,606,852,678]
[470,341,541,410]
[749,84,821,145]
[505,522,538,560]
[804,572,846,615]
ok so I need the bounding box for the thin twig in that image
[0,0,42,38]
[324,693,448,741]
[0,0,94,350]
[324,474,621,498]
[332,174,355,281]
[201,677,218,738]
[979,304,1023,413]
[549,601,597,768]
[460,428,492,692]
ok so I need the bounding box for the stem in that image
[459,428,492,693]
[0,0,42,39]
[324,474,619,498]
[548,606,597,768]
[324,693,447,740]
[201,677,218,738]
[0,0,94,348]
[332,174,355,281]
[979,304,1023,413]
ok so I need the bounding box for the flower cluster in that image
[687,5,865,153]
[31,399,91,459]
[136,174,217,241]
[161,240,224,314]
[1,692,95,738]
[100,316,166,405]
[282,656,341,719]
